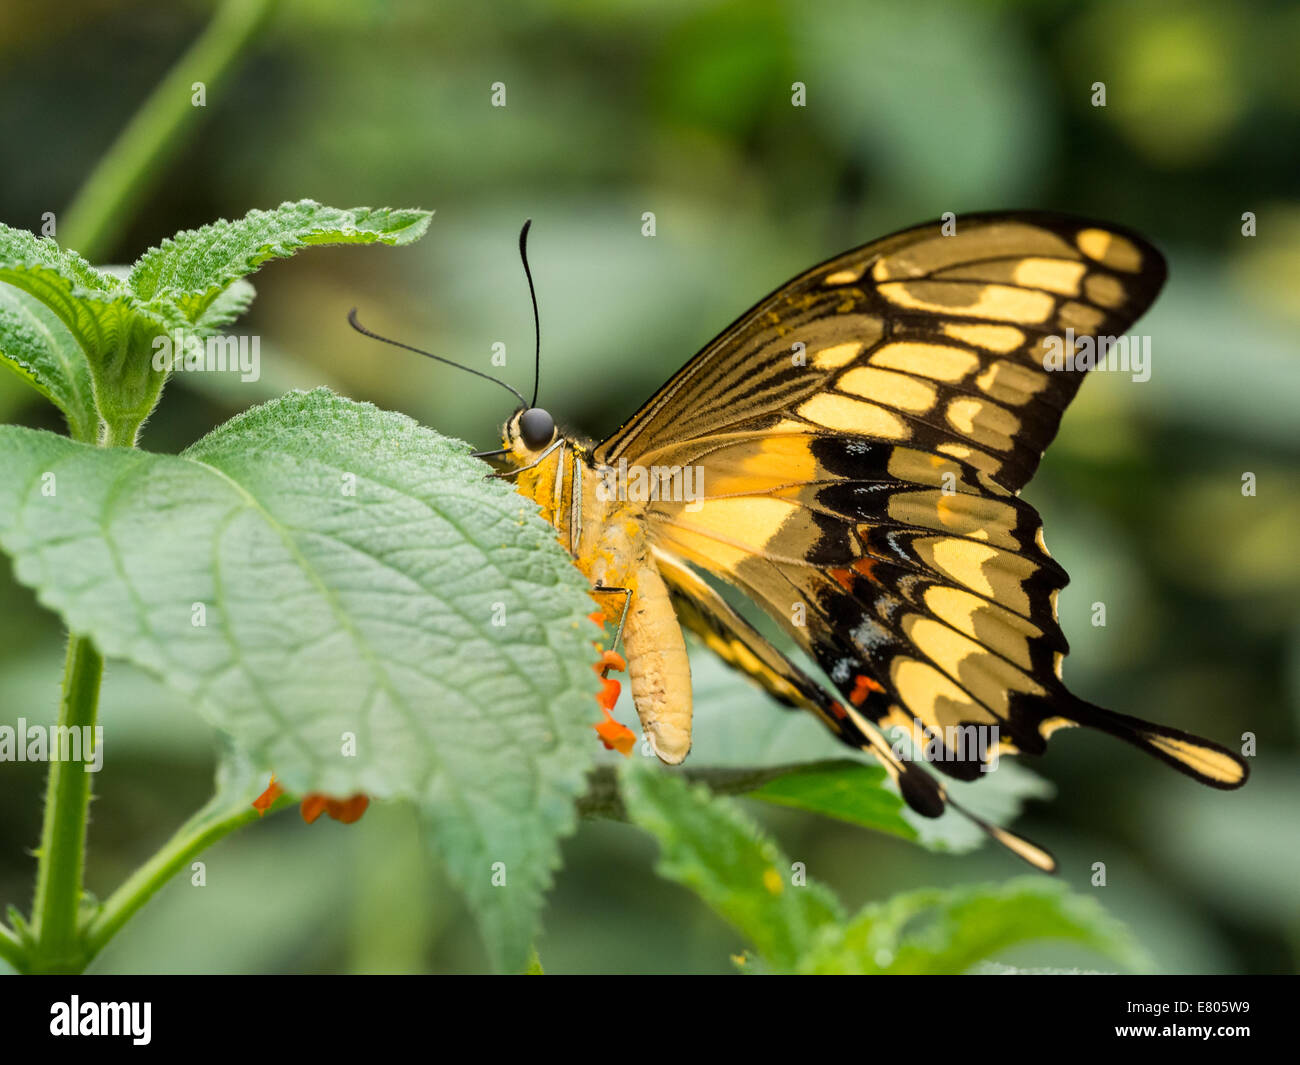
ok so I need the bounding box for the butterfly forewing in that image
[597,212,1166,495]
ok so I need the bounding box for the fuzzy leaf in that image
[193,279,257,335]
[0,283,97,442]
[798,878,1149,974]
[0,389,600,971]
[0,223,117,298]
[0,204,430,443]
[127,200,432,323]
[744,759,917,841]
[0,221,188,441]
[620,760,843,970]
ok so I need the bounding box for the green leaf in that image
[0,222,178,442]
[621,762,1143,974]
[798,878,1149,975]
[0,389,600,971]
[620,760,843,970]
[127,200,432,323]
[0,223,117,298]
[744,759,917,842]
[0,283,97,442]
[192,279,257,336]
[0,203,430,444]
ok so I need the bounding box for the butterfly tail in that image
[1066,700,1248,790]
[832,698,1058,873]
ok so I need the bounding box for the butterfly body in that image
[492,212,1248,870]
[506,413,695,762]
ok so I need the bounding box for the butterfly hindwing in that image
[654,548,952,816]
[654,545,1060,870]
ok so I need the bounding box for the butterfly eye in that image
[519,407,555,450]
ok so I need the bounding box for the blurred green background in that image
[1,0,1297,973]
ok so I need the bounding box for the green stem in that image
[60,0,280,260]
[102,415,143,451]
[27,635,103,973]
[81,793,288,965]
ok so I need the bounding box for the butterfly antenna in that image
[519,218,541,408]
[346,308,526,407]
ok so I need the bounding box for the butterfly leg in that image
[591,584,632,674]
[487,438,563,479]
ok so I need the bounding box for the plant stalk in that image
[81,794,286,965]
[27,635,103,973]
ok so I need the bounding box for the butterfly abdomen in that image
[622,557,693,763]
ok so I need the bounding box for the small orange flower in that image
[299,792,327,823]
[594,649,626,676]
[252,775,283,815]
[252,773,369,824]
[300,792,370,825]
[591,648,635,755]
[596,674,622,711]
[595,705,636,755]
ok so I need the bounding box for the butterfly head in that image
[348,220,549,466]
[503,405,556,460]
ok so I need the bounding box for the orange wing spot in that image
[828,701,849,720]
[300,793,370,825]
[852,557,878,581]
[252,775,283,816]
[829,567,855,591]
[849,674,884,706]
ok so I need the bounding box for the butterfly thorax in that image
[501,419,694,763]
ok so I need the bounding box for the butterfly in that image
[352,212,1249,871]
